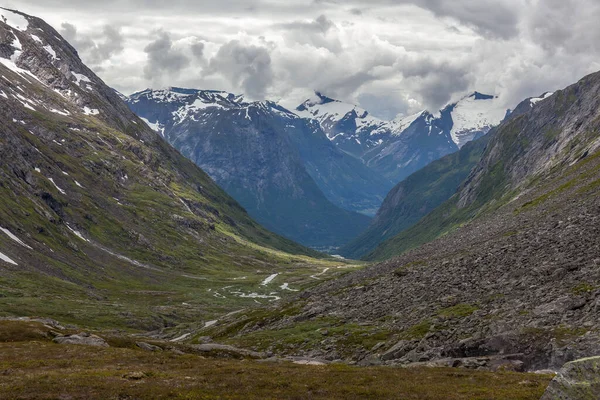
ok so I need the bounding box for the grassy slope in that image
[0,320,552,400]
[0,25,346,332]
[340,135,489,259]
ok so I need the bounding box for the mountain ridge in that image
[0,7,344,332]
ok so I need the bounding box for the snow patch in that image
[0,251,17,265]
[0,227,32,249]
[72,72,91,85]
[261,273,278,286]
[530,92,554,106]
[140,117,163,136]
[82,107,99,116]
[49,108,70,116]
[43,45,57,59]
[280,283,299,292]
[47,177,66,195]
[30,34,42,44]
[66,224,89,242]
[450,94,506,148]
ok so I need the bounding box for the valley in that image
[1,4,599,400]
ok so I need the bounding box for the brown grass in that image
[0,321,552,399]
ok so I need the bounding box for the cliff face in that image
[127,89,376,249]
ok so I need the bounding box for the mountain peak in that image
[471,91,496,101]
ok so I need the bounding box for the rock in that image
[191,343,266,359]
[123,371,146,380]
[53,332,109,348]
[136,342,162,352]
[541,356,600,399]
[381,340,412,361]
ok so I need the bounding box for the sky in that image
[5,0,600,119]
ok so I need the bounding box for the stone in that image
[541,356,600,400]
[123,372,146,380]
[53,332,109,348]
[381,340,411,361]
[136,342,162,352]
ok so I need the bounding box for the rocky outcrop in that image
[191,343,267,359]
[541,357,600,400]
[53,333,109,347]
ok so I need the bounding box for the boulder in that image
[136,342,162,352]
[192,343,266,359]
[541,356,600,399]
[53,332,109,347]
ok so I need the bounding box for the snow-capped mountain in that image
[127,88,395,248]
[295,91,510,183]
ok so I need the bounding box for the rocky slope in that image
[0,8,342,331]
[207,71,600,371]
[296,91,508,184]
[126,88,375,249]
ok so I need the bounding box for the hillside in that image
[207,70,600,371]
[0,8,344,331]
[340,135,490,259]
[340,93,541,260]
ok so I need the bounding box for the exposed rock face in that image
[541,357,600,400]
[53,333,108,347]
[296,91,509,184]
[127,88,376,248]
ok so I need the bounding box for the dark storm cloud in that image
[143,30,190,79]
[206,40,273,99]
[190,41,205,59]
[60,23,124,65]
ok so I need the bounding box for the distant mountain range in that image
[127,88,510,250]
[126,89,379,249]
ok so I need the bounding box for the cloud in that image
[60,23,124,65]
[206,40,273,99]
[143,30,191,80]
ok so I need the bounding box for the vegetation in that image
[0,321,553,400]
[438,304,479,318]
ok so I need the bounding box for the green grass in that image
[438,304,479,318]
[399,320,432,340]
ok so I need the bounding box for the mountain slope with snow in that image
[295,91,510,184]
[127,88,380,248]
